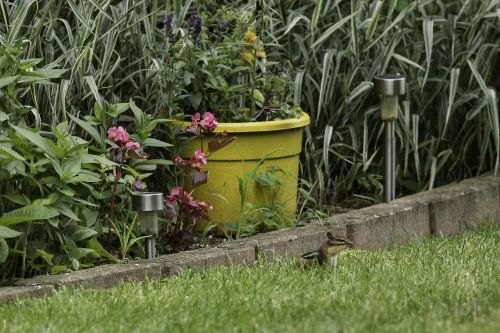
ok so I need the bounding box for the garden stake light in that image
[132,192,163,259]
[373,74,406,202]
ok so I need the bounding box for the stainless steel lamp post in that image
[132,192,163,259]
[373,74,406,202]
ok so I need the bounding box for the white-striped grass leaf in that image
[316,49,334,125]
[5,0,37,45]
[349,125,358,154]
[467,59,490,95]
[347,81,373,103]
[366,0,383,40]
[314,164,325,206]
[350,0,359,60]
[412,114,420,181]
[392,53,425,72]
[67,0,93,34]
[84,76,103,108]
[444,68,460,134]
[311,11,359,49]
[294,70,305,105]
[365,1,418,51]
[486,88,499,174]
[310,0,323,35]
[279,13,310,38]
[422,19,434,90]
[429,156,436,190]
[323,125,333,174]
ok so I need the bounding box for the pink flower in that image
[184,199,212,223]
[191,112,202,127]
[189,149,207,171]
[125,141,141,151]
[107,126,129,143]
[200,112,218,132]
[174,156,187,170]
[166,186,184,203]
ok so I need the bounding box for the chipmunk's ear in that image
[327,231,335,240]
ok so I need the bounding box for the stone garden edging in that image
[1,174,499,303]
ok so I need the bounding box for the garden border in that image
[1,173,499,303]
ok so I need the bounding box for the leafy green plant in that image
[154,5,302,122]
[111,213,147,260]
[233,166,295,238]
[165,112,233,250]
[0,121,113,278]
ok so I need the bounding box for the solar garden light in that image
[373,74,406,203]
[131,192,163,259]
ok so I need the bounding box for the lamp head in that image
[373,74,406,96]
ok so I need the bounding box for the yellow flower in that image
[241,51,254,64]
[243,27,257,43]
[256,41,266,59]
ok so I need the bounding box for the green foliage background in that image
[0,0,499,278]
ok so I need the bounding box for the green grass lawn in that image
[1,224,499,333]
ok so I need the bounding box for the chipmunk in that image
[300,232,353,268]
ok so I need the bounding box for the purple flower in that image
[219,19,228,31]
[157,14,176,43]
[188,11,202,42]
[133,180,145,191]
[157,14,173,29]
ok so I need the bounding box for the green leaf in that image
[2,194,30,206]
[53,203,80,221]
[17,58,43,70]
[142,138,173,148]
[20,68,67,82]
[10,124,63,159]
[133,159,173,167]
[0,238,8,263]
[0,111,9,121]
[81,154,116,167]
[0,206,59,226]
[84,238,120,263]
[61,156,82,181]
[67,225,97,242]
[68,247,95,260]
[0,75,19,89]
[67,114,104,147]
[129,99,145,128]
[67,174,101,183]
[0,225,22,238]
[0,145,26,161]
[107,103,130,118]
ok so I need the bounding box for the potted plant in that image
[156,6,310,233]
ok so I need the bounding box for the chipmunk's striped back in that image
[299,232,353,268]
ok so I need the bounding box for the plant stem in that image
[107,166,121,251]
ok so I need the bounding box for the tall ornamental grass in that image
[2,0,499,207]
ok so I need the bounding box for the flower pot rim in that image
[174,112,310,133]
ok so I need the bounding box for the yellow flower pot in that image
[177,112,310,227]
